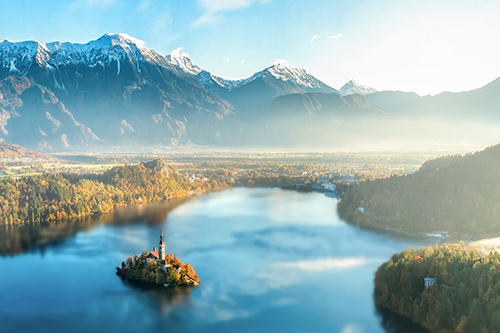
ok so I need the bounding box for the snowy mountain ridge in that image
[0,33,335,94]
[340,79,377,96]
[166,54,202,75]
[236,63,332,91]
[0,33,166,75]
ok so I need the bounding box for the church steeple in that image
[159,229,165,261]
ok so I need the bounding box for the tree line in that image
[338,143,500,236]
[375,244,500,332]
[0,160,226,226]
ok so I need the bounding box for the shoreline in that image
[0,189,222,256]
[336,203,500,244]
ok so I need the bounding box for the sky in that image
[0,0,499,95]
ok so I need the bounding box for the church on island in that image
[144,230,179,272]
[117,229,200,287]
[146,230,166,263]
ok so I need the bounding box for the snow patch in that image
[9,59,18,73]
[340,80,377,96]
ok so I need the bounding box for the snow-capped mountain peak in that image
[98,33,147,49]
[0,38,15,44]
[0,33,162,76]
[237,62,334,93]
[340,79,377,96]
[166,54,202,76]
[0,33,335,95]
[267,63,313,86]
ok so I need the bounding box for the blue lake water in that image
[0,188,427,332]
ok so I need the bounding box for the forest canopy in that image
[338,143,500,236]
[375,244,500,332]
[0,159,225,226]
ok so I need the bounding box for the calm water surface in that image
[0,188,426,332]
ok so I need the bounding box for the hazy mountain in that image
[0,34,341,150]
[365,77,500,120]
[0,75,100,150]
[246,91,381,147]
[0,33,233,149]
[339,80,377,96]
[0,141,54,162]
[1,33,500,151]
[221,63,337,117]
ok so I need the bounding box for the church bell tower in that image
[159,229,166,261]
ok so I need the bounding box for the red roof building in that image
[146,248,159,260]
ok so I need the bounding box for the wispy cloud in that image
[170,47,189,58]
[224,56,230,62]
[275,257,377,271]
[327,33,343,40]
[311,33,343,45]
[154,11,172,32]
[137,0,150,11]
[240,59,246,64]
[272,58,290,66]
[193,0,269,28]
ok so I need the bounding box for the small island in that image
[116,230,199,287]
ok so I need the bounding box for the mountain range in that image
[0,33,499,151]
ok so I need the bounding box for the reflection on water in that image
[120,279,193,317]
[0,199,185,256]
[376,305,429,333]
[0,188,429,332]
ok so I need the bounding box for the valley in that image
[1,2,499,331]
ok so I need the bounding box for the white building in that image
[424,277,436,288]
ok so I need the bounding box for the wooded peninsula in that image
[338,144,500,237]
[375,244,500,332]
[0,159,226,226]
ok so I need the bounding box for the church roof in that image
[147,250,159,259]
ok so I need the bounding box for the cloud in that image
[193,13,219,27]
[199,0,255,12]
[224,56,230,62]
[341,324,363,333]
[154,11,172,32]
[193,0,269,27]
[137,0,150,11]
[60,134,70,148]
[120,120,135,135]
[272,58,290,66]
[274,257,377,271]
[327,33,343,40]
[311,33,343,44]
[240,59,246,64]
[170,47,190,59]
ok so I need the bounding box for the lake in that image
[0,188,428,332]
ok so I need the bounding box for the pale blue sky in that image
[1,0,499,95]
